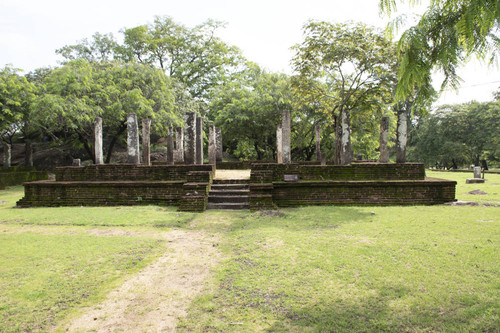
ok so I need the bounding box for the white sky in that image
[1,0,498,106]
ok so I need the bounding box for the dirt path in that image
[59,229,220,332]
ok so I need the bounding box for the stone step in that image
[212,179,250,185]
[210,183,249,190]
[208,195,250,204]
[206,202,250,210]
[209,189,250,196]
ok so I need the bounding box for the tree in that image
[292,22,397,164]
[408,100,500,167]
[34,60,177,163]
[381,0,500,100]
[0,65,37,145]
[56,32,119,62]
[209,64,293,160]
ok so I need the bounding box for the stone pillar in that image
[184,112,196,165]
[72,159,81,166]
[166,127,174,165]
[94,117,104,165]
[315,124,321,161]
[208,125,216,165]
[320,152,327,166]
[379,116,389,163]
[142,118,151,166]
[174,127,184,163]
[473,166,481,179]
[215,127,223,163]
[3,143,11,167]
[282,110,291,164]
[340,111,352,165]
[25,141,33,167]
[195,116,203,165]
[276,124,283,164]
[396,111,407,163]
[127,113,140,164]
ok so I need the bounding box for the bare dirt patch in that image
[59,229,221,332]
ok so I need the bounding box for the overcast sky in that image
[1,0,498,105]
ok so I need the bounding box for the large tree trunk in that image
[25,141,33,167]
[334,116,342,165]
[105,120,127,164]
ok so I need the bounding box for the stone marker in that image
[320,152,327,166]
[127,113,140,164]
[142,118,151,166]
[215,127,223,163]
[72,159,81,166]
[166,127,174,165]
[340,111,352,165]
[276,124,283,164]
[379,116,389,163]
[208,125,216,165]
[25,141,33,167]
[396,111,407,163]
[466,166,485,183]
[282,110,291,164]
[3,143,11,167]
[184,112,196,165]
[315,124,321,161]
[174,127,184,163]
[195,116,204,165]
[95,117,104,164]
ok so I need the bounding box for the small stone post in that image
[379,116,389,163]
[185,112,196,165]
[473,166,481,179]
[3,143,11,167]
[282,110,291,164]
[320,152,327,166]
[315,124,321,161]
[25,141,33,167]
[215,127,223,163]
[276,124,283,164]
[174,127,184,163]
[94,117,104,164]
[396,111,407,163]
[208,125,216,165]
[141,118,151,166]
[166,127,174,165]
[195,116,203,165]
[127,113,140,164]
[72,159,81,166]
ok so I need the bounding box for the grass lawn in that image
[0,171,498,332]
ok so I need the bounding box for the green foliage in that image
[56,32,119,63]
[381,0,500,100]
[0,65,37,143]
[34,60,177,162]
[408,99,500,167]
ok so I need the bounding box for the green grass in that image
[0,171,499,332]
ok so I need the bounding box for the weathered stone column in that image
[340,111,352,165]
[276,124,283,164]
[208,125,216,165]
[282,110,291,164]
[315,124,321,161]
[166,127,174,165]
[141,118,151,166]
[174,127,184,163]
[195,116,203,165]
[184,112,196,165]
[127,113,140,164]
[3,143,11,167]
[94,117,104,164]
[379,116,389,163]
[72,159,81,166]
[396,111,407,163]
[25,141,33,167]
[215,127,223,163]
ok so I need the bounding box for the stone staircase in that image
[207,179,250,210]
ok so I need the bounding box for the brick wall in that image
[0,168,48,188]
[17,181,185,207]
[55,164,214,182]
[251,163,426,182]
[271,179,456,207]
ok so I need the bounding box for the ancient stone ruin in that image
[17,111,457,211]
